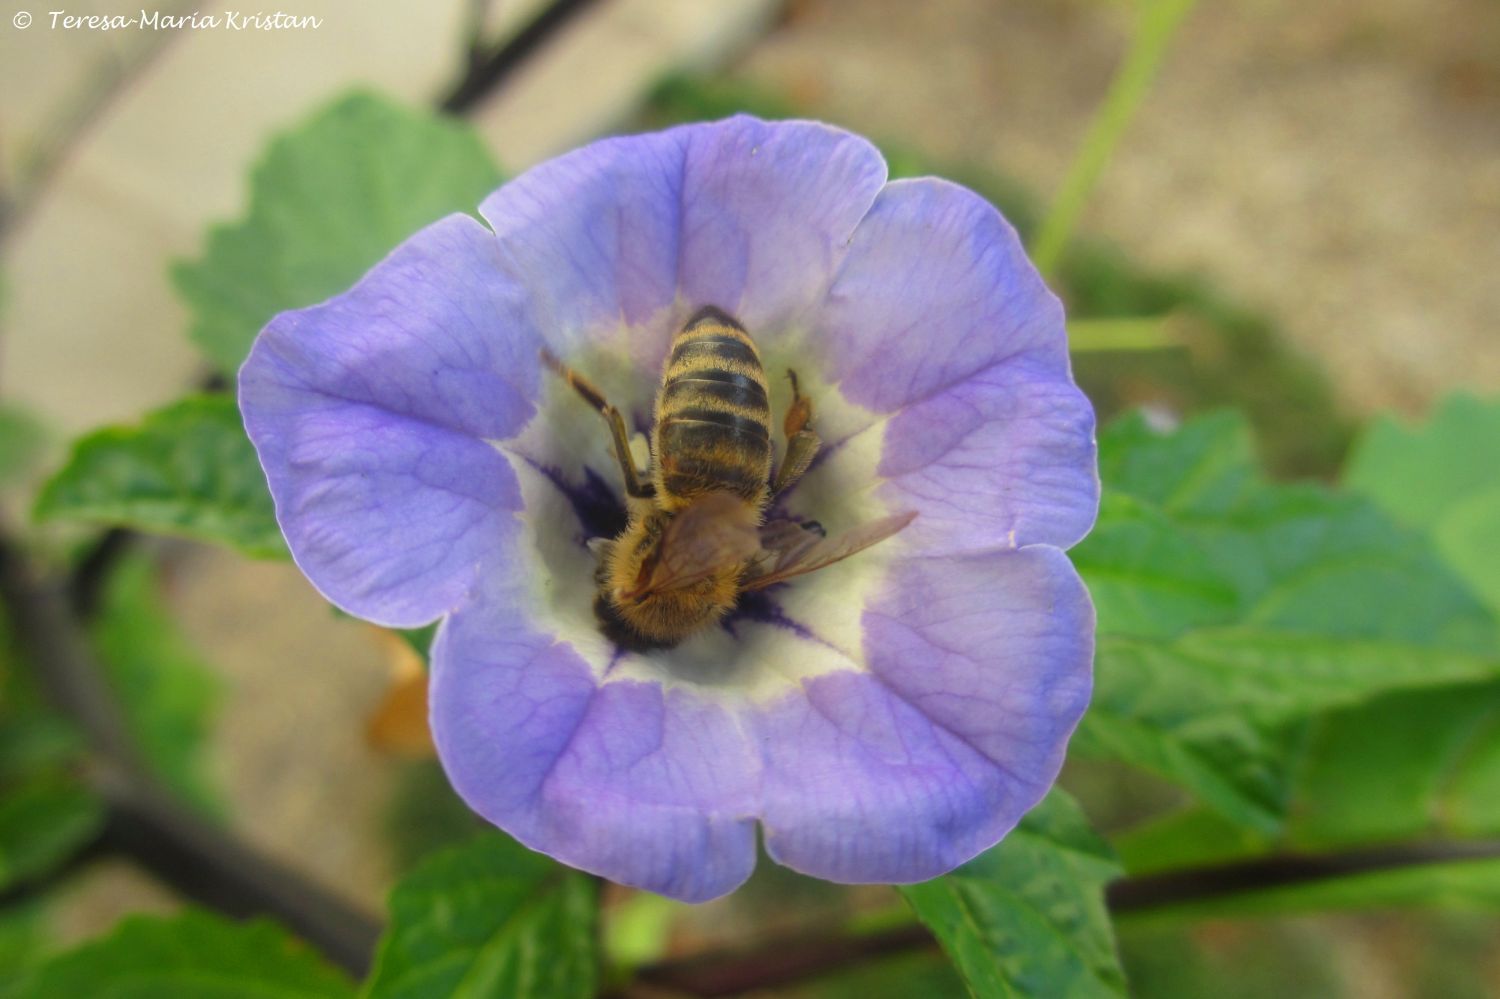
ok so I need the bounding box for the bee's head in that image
[597,505,749,649]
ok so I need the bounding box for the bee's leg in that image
[772,369,822,496]
[540,349,655,498]
[587,537,616,584]
[774,433,820,495]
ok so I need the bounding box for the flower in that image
[240,115,1098,902]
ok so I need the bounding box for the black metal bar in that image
[439,0,607,113]
[1106,839,1500,913]
[626,924,936,998]
[99,776,383,975]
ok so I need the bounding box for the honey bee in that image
[542,305,915,651]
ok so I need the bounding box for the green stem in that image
[1068,315,1182,352]
[1032,0,1200,278]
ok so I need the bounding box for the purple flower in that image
[239,116,1098,902]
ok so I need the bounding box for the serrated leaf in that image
[89,556,221,811]
[899,792,1127,999]
[1286,682,1500,848]
[1199,484,1492,650]
[174,91,503,373]
[8,910,354,998]
[1345,392,1500,615]
[1284,677,1500,848]
[0,774,103,892]
[1432,486,1500,615]
[1274,394,1500,849]
[1345,392,1500,530]
[1112,806,1270,877]
[1071,494,1237,639]
[1102,630,1498,726]
[364,832,597,999]
[34,394,285,557]
[1072,708,1287,834]
[1095,410,1256,517]
[1077,410,1500,834]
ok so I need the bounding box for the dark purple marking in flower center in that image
[725,588,821,645]
[534,463,629,543]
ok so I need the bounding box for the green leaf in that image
[1272,394,1500,849]
[1197,485,1492,649]
[1102,630,1498,725]
[174,91,503,373]
[899,791,1127,998]
[8,910,354,998]
[34,394,285,557]
[0,715,84,784]
[1432,486,1500,615]
[1076,410,1500,834]
[364,832,597,999]
[0,901,48,999]
[1112,806,1270,876]
[1282,679,1500,848]
[1095,410,1256,517]
[1072,707,1288,834]
[1070,493,1237,640]
[0,774,104,892]
[88,555,221,811]
[1345,392,1500,614]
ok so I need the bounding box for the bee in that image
[542,306,915,651]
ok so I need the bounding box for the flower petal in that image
[754,545,1093,883]
[814,178,1098,551]
[673,116,888,334]
[480,115,887,368]
[240,213,538,627]
[431,568,760,903]
[876,355,1098,554]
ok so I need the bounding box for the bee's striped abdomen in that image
[652,306,773,509]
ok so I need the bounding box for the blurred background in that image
[2,0,1498,995]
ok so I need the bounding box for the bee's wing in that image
[627,492,761,599]
[742,511,917,591]
[754,518,824,575]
